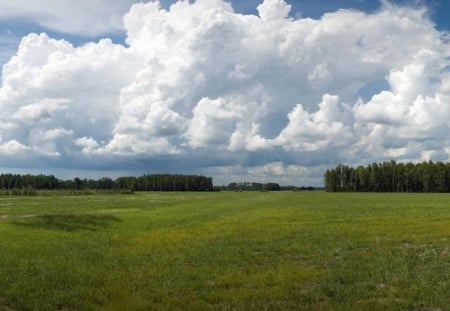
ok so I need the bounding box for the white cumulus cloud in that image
[0,0,138,36]
[0,0,449,185]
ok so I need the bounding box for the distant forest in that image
[325,161,450,192]
[215,182,318,191]
[0,174,213,192]
[219,182,282,191]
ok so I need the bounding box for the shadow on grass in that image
[12,214,121,232]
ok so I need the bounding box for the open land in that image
[1,191,450,310]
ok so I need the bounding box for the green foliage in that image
[0,173,213,192]
[224,182,281,191]
[0,188,38,196]
[0,189,135,196]
[325,160,450,192]
[1,192,450,309]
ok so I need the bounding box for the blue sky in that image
[1,0,449,64]
[0,0,449,185]
[1,0,448,67]
[235,0,450,30]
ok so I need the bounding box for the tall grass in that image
[0,189,135,196]
[1,192,450,309]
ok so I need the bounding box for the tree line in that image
[218,182,282,191]
[324,160,450,192]
[0,173,213,192]
[213,182,322,191]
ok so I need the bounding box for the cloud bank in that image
[0,0,449,184]
[0,0,138,36]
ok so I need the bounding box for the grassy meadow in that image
[1,191,450,310]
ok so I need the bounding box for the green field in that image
[1,192,450,310]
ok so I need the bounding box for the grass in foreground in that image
[1,192,450,310]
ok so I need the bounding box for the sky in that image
[0,0,449,186]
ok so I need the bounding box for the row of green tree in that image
[220,182,282,191]
[324,161,450,192]
[0,173,213,192]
